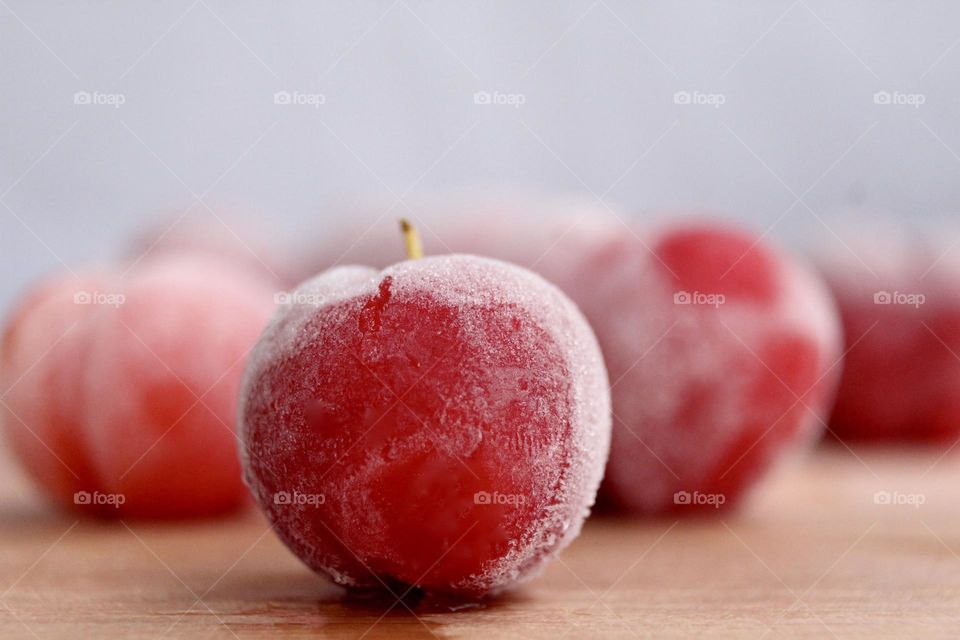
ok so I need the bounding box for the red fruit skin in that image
[1,272,109,512]
[819,239,960,443]
[1,256,274,518]
[239,256,610,597]
[82,256,275,518]
[560,222,842,514]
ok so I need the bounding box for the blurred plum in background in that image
[128,205,298,287]
[1,254,276,518]
[814,219,960,443]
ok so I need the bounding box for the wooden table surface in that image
[2,443,960,639]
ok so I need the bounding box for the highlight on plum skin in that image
[238,255,611,598]
[0,255,275,518]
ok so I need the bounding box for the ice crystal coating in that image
[239,255,610,596]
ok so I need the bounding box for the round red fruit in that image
[239,255,610,597]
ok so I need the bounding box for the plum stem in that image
[399,218,423,260]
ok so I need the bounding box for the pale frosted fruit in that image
[1,256,275,517]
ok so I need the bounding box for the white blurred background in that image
[2,0,959,312]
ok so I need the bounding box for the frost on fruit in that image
[0,272,111,507]
[0,256,274,518]
[552,223,843,513]
[239,255,611,597]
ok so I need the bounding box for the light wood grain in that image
[2,444,960,639]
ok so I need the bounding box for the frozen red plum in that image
[1,255,274,518]
[816,226,960,442]
[1,271,110,509]
[551,221,842,513]
[239,254,610,597]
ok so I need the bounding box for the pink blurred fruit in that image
[239,251,610,597]
[1,271,110,509]
[567,222,842,513]
[1,255,274,518]
[129,207,294,285]
[386,212,840,514]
